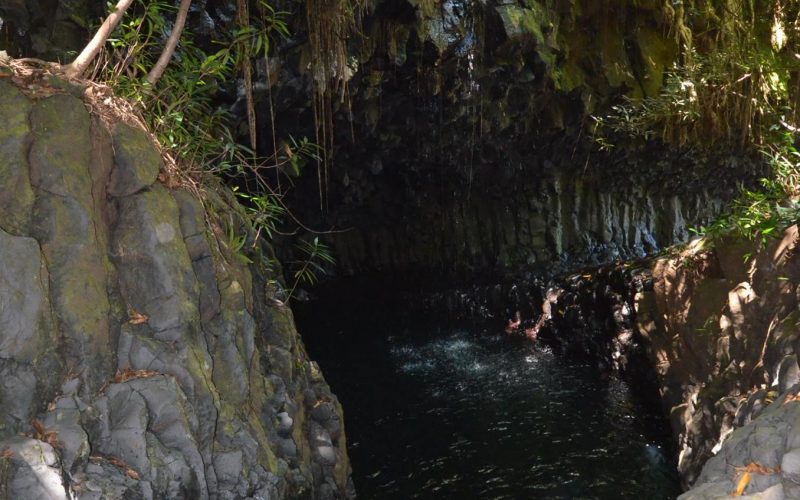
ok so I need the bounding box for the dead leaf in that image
[31,418,46,439]
[112,368,161,384]
[731,462,780,496]
[784,393,800,405]
[127,310,148,325]
[28,419,62,449]
[734,463,780,475]
[1,449,13,459]
[733,471,750,496]
[45,431,62,449]
[96,455,142,481]
[157,172,181,189]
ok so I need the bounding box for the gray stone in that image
[268,346,294,382]
[213,450,244,487]
[0,229,58,436]
[29,94,92,198]
[315,446,337,466]
[0,361,37,438]
[0,71,353,500]
[74,460,145,499]
[0,230,49,362]
[1,437,68,499]
[109,123,162,197]
[777,355,800,393]
[781,449,800,478]
[276,437,298,458]
[112,185,199,336]
[42,396,90,472]
[276,412,293,436]
[29,94,113,394]
[310,402,336,423]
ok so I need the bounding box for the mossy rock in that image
[0,79,34,234]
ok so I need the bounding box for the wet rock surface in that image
[271,0,765,279]
[321,173,739,279]
[526,227,800,497]
[634,227,800,496]
[0,72,352,499]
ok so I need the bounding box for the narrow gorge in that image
[1,0,800,499]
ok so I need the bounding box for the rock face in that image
[0,0,769,279]
[505,225,800,496]
[0,75,352,499]
[636,226,800,496]
[326,173,733,279]
[275,0,765,279]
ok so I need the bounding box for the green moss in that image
[408,0,439,21]
[0,80,34,234]
[246,411,279,473]
[635,28,679,97]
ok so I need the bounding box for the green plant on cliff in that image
[284,237,335,303]
[98,0,291,174]
[593,0,800,150]
[694,131,800,246]
[594,1,800,246]
[74,0,340,299]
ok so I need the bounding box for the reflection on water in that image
[298,313,681,499]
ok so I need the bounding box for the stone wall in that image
[636,226,800,497]
[277,0,764,279]
[509,225,800,497]
[327,171,730,278]
[0,68,352,499]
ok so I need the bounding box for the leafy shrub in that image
[95,0,335,299]
[692,132,800,246]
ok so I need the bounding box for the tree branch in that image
[146,0,193,86]
[65,0,136,78]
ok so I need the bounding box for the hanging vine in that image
[305,0,365,211]
[594,0,800,150]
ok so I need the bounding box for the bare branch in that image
[65,0,136,79]
[146,0,193,86]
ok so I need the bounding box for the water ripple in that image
[308,327,681,499]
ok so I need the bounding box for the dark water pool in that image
[296,307,681,499]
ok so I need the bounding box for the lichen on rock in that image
[0,65,353,499]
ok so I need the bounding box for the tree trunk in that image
[65,0,136,78]
[146,0,193,86]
